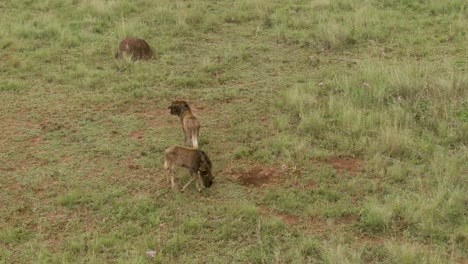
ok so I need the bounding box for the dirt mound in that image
[115,37,153,60]
[232,165,280,187]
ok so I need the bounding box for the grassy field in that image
[0,0,467,263]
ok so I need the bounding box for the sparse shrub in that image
[255,134,308,162]
[167,73,209,88]
[273,113,291,131]
[322,242,363,264]
[64,235,87,255]
[228,203,260,223]
[0,80,27,91]
[163,233,190,256]
[361,243,389,263]
[58,191,91,208]
[0,247,13,262]
[300,237,323,261]
[0,227,34,244]
[233,145,253,159]
[360,199,392,233]
[224,0,273,24]
[384,242,448,264]
[183,217,208,234]
[262,188,311,215]
[262,217,287,234]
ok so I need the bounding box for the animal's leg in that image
[181,170,196,192]
[191,130,198,149]
[196,173,204,192]
[170,167,177,190]
[183,127,188,145]
[181,178,196,192]
[181,125,187,143]
[195,174,200,190]
[164,160,170,183]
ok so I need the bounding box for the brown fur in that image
[168,100,200,148]
[163,146,213,192]
[115,37,153,60]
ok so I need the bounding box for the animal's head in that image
[198,151,213,188]
[168,100,190,116]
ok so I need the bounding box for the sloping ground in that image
[1,0,467,263]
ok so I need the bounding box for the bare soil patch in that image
[307,215,331,233]
[129,130,144,140]
[141,107,173,129]
[62,156,73,163]
[356,234,385,244]
[231,165,281,187]
[278,213,299,225]
[31,137,43,146]
[306,214,359,234]
[119,159,141,170]
[329,157,363,175]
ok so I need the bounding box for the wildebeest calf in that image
[168,100,200,148]
[163,146,213,192]
[115,37,153,60]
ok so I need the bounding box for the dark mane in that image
[198,150,213,187]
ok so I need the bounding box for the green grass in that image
[1,0,467,263]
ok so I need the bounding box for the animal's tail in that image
[191,131,199,149]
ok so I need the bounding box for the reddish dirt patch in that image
[337,213,359,225]
[356,235,385,244]
[129,130,144,139]
[33,178,59,197]
[138,107,174,129]
[307,215,331,233]
[62,156,73,163]
[119,159,141,170]
[307,180,318,188]
[278,213,299,225]
[232,165,281,187]
[329,157,362,175]
[31,137,43,146]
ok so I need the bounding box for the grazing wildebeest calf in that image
[163,146,213,192]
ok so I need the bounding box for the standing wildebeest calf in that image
[168,100,200,148]
[163,146,213,192]
[115,37,153,60]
